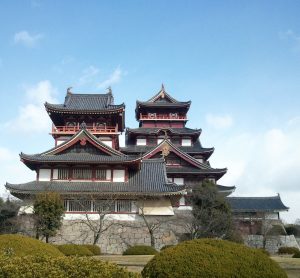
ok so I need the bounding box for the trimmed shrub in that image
[0,255,140,277]
[82,244,101,255]
[0,234,63,257]
[56,244,93,256]
[292,251,300,258]
[142,239,287,278]
[278,247,299,255]
[123,245,158,255]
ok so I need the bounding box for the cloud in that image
[97,66,123,89]
[78,66,100,86]
[14,31,44,48]
[279,29,300,52]
[0,147,35,198]
[205,114,233,129]
[210,118,300,222]
[4,80,58,133]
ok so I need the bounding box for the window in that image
[67,200,92,212]
[115,200,132,212]
[137,138,147,146]
[113,169,125,182]
[64,200,134,213]
[93,200,115,212]
[181,138,192,146]
[95,169,109,180]
[73,168,92,180]
[57,168,69,180]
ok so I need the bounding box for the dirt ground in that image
[271,256,300,278]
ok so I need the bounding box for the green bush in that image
[142,239,287,278]
[56,244,93,256]
[82,244,101,255]
[278,247,299,255]
[0,234,63,257]
[0,255,140,277]
[123,245,158,255]
[292,251,300,258]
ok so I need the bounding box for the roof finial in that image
[107,86,112,95]
[161,83,165,91]
[67,87,73,95]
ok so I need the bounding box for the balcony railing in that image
[140,113,187,121]
[51,124,119,135]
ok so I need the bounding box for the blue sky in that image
[0,0,300,222]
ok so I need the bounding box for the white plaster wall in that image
[136,138,146,146]
[103,141,113,148]
[57,140,65,146]
[174,177,184,185]
[113,169,125,182]
[182,138,191,146]
[39,169,51,181]
[53,169,58,179]
[106,169,111,180]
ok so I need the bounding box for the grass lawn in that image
[96,254,300,276]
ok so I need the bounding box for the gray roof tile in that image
[227,196,289,212]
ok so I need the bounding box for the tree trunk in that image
[46,235,49,243]
[149,230,155,248]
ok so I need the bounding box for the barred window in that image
[95,169,107,180]
[115,200,132,212]
[64,200,133,213]
[93,200,114,212]
[58,168,69,180]
[67,200,92,212]
[73,168,92,179]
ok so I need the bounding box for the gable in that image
[43,129,123,157]
[59,141,110,156]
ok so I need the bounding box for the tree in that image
[76,196,117,245]
[33,192,65,243]
[0,197,21,233]
[185,179,233,239]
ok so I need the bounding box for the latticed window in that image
[64,200,133,213]
[67,200,92,212]
[95,169,107,180]
[93,200,115,212]
[115,200,132,212]
[73,168,92,179]
[58,168,69,180]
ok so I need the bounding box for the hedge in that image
[293,251,300,258]
[0,255,140,278]
[123,245,158,255]
[0,234,63,257]
[278,247,299,255]
[82,244,101,255]
[56,244,94,256]
[142,239,287,278]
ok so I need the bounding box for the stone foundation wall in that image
[19,213,187,254]
[244,235,300,254]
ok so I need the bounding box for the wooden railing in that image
[140,113,187,120]
[51,124,119,134]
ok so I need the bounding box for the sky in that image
[0,0,300,222]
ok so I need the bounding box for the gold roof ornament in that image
[161,142,170,157]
